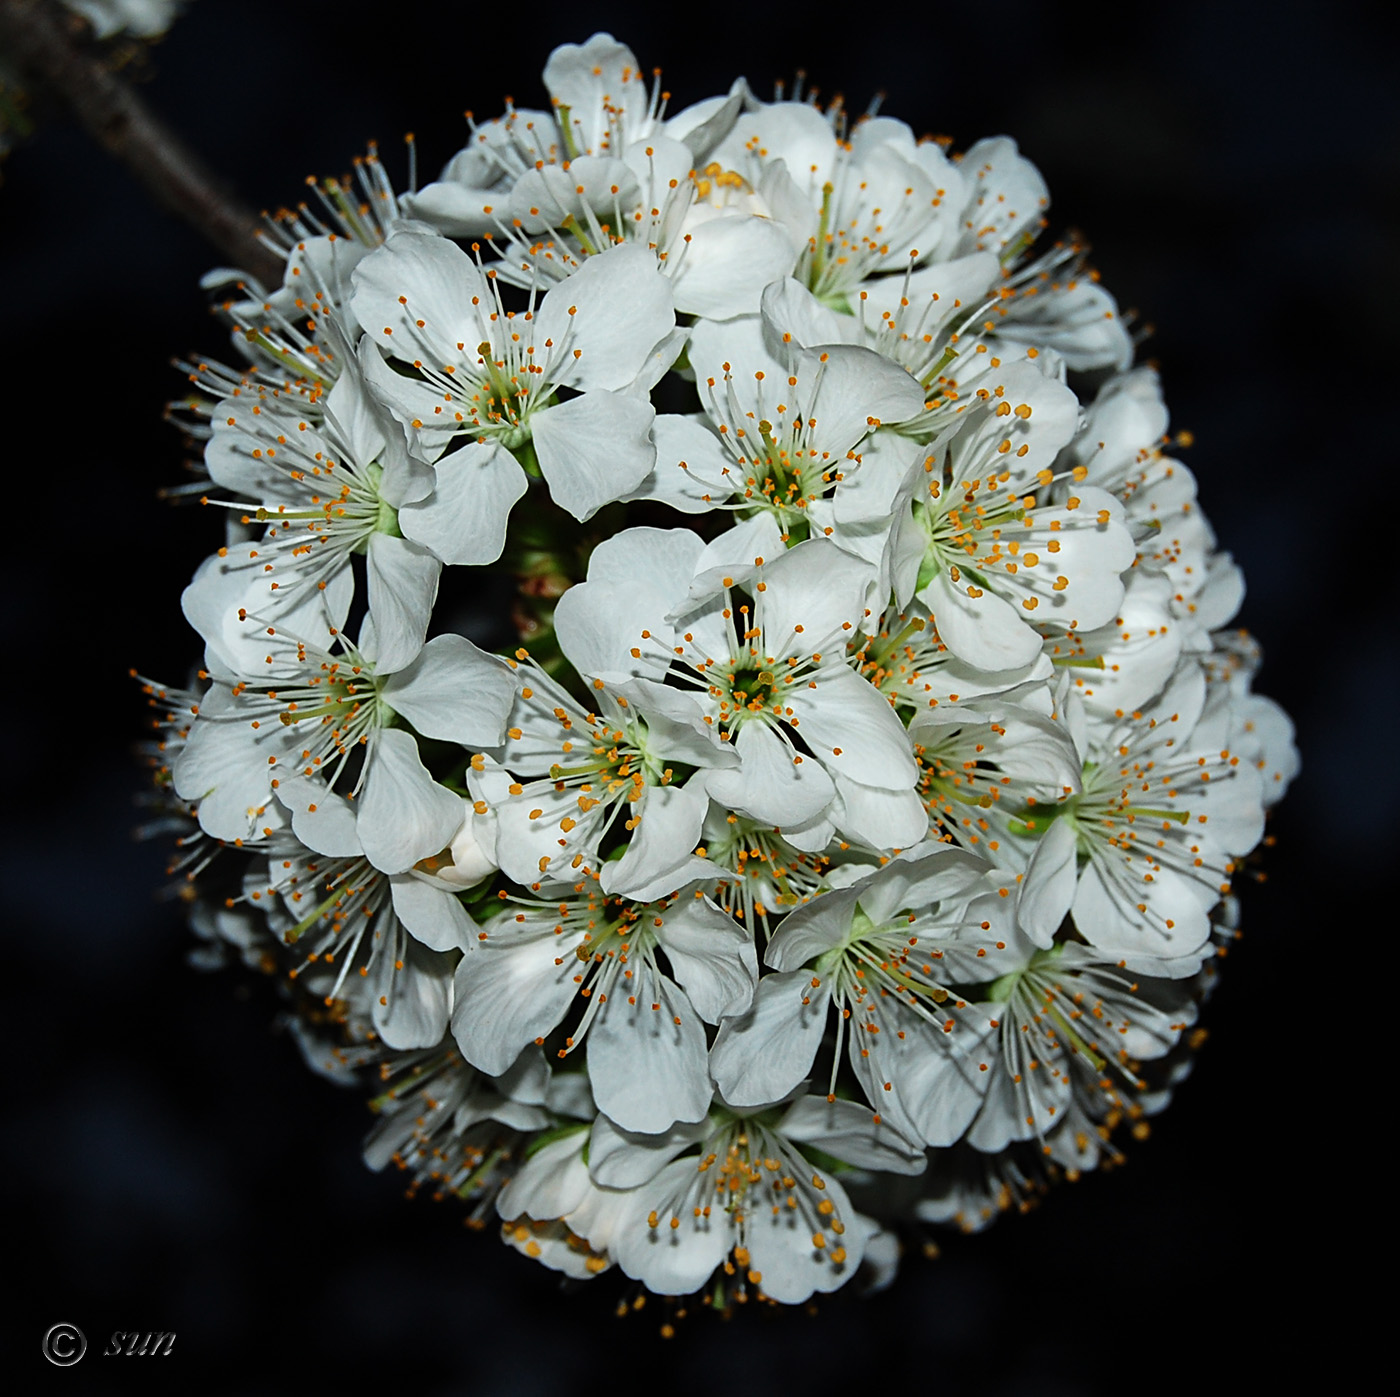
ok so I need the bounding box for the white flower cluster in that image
[143,33,1298,1307]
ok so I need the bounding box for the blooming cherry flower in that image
[183,365,439,675]
[710,845,1016,1146]
[365,1044,577,1229]
[842,363,1136,671]
[704,101,968,309]
[451,870,755,1134]
[173,621,515,873]
[959,931,1199,1152]
[1012,662,1266,963]
[907,696,1081,864]
[402,33,745,238]
[242,823,469,1050]
[591,1089,923,1302]
[490,662,732,898]
[631,312,926,530]
[352,230,675,523]
[555,526,924,847]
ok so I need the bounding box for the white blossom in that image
[172,620,515,872]
[592,1089,923,1302]
[352,230,676,524]
[451,871,754,1134]
[141,33,1293,1306]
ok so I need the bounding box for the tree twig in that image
[0,0,281,283]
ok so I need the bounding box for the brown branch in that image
[0,0,281,284]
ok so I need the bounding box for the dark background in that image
[1,0,1386,1390]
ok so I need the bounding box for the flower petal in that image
[390,872,475,953]
[588,1113,712,1189]
[653,892,757,1022]
[535,242,675,393]
[356,728,465,874]
[380,634,516,745]
[532,389,656,521]
[398,442,528,567]
[365,533,441,675]
[777,1095,926,1175]
[708,970,829,1106]
[701,721,835,831]
[451,918,586,1075]
[672,215,797,320]
[587,969,712,1133]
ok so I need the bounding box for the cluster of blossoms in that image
[140,34,1297,1308]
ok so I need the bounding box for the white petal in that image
[357,728,465,874]
[508,156,640,232]
[952,137,1049,257]
[625,413,733,513]
[586,523,707,597]
[350,229,490,368]
[685,514,786,602]
[792,342,927,452]
[365,533,440,675]
[380,634,516,745]
[493,782,609,888]
[854,845,991,927]
[686,313,787,426]
[785,665,918,790]
[1017,816,1079,947]
[172,689,294,840]
[398,442,528,567]
[542,34,644,151]
[451,919,585,1075]
[760,277,862,362]
[758,539,873,659]
[371,919,453,1050]
[554,579,672,683]
[616,682,737,769]
[397,177,503,239]
[532,390,656,521]
[1072,856,1211,964]
[701,721,835,830]
[496,1130,592,1221]
[535,242,675,392]
[390,873,475,953]
[588,1113,712,1189]
[672,215,797,319]
[995,276,1133,372]
[276,775,362,857]
[921,568,1043,671]
[654,893,757,1022]
[777,1095,926,1175]
[860,252,999,327]
[743,1170,865,1303]
[613,1158,729,1294]
[601,783,719,903]
[182,550,350,678]
[764,886,862,971]
[830,776,928,851]
[708,971,829,1107]
[587,969,712,1134]
[832,431,921,527]
[851,1005,996,1148]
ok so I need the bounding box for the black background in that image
[1,0,1386,1390]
